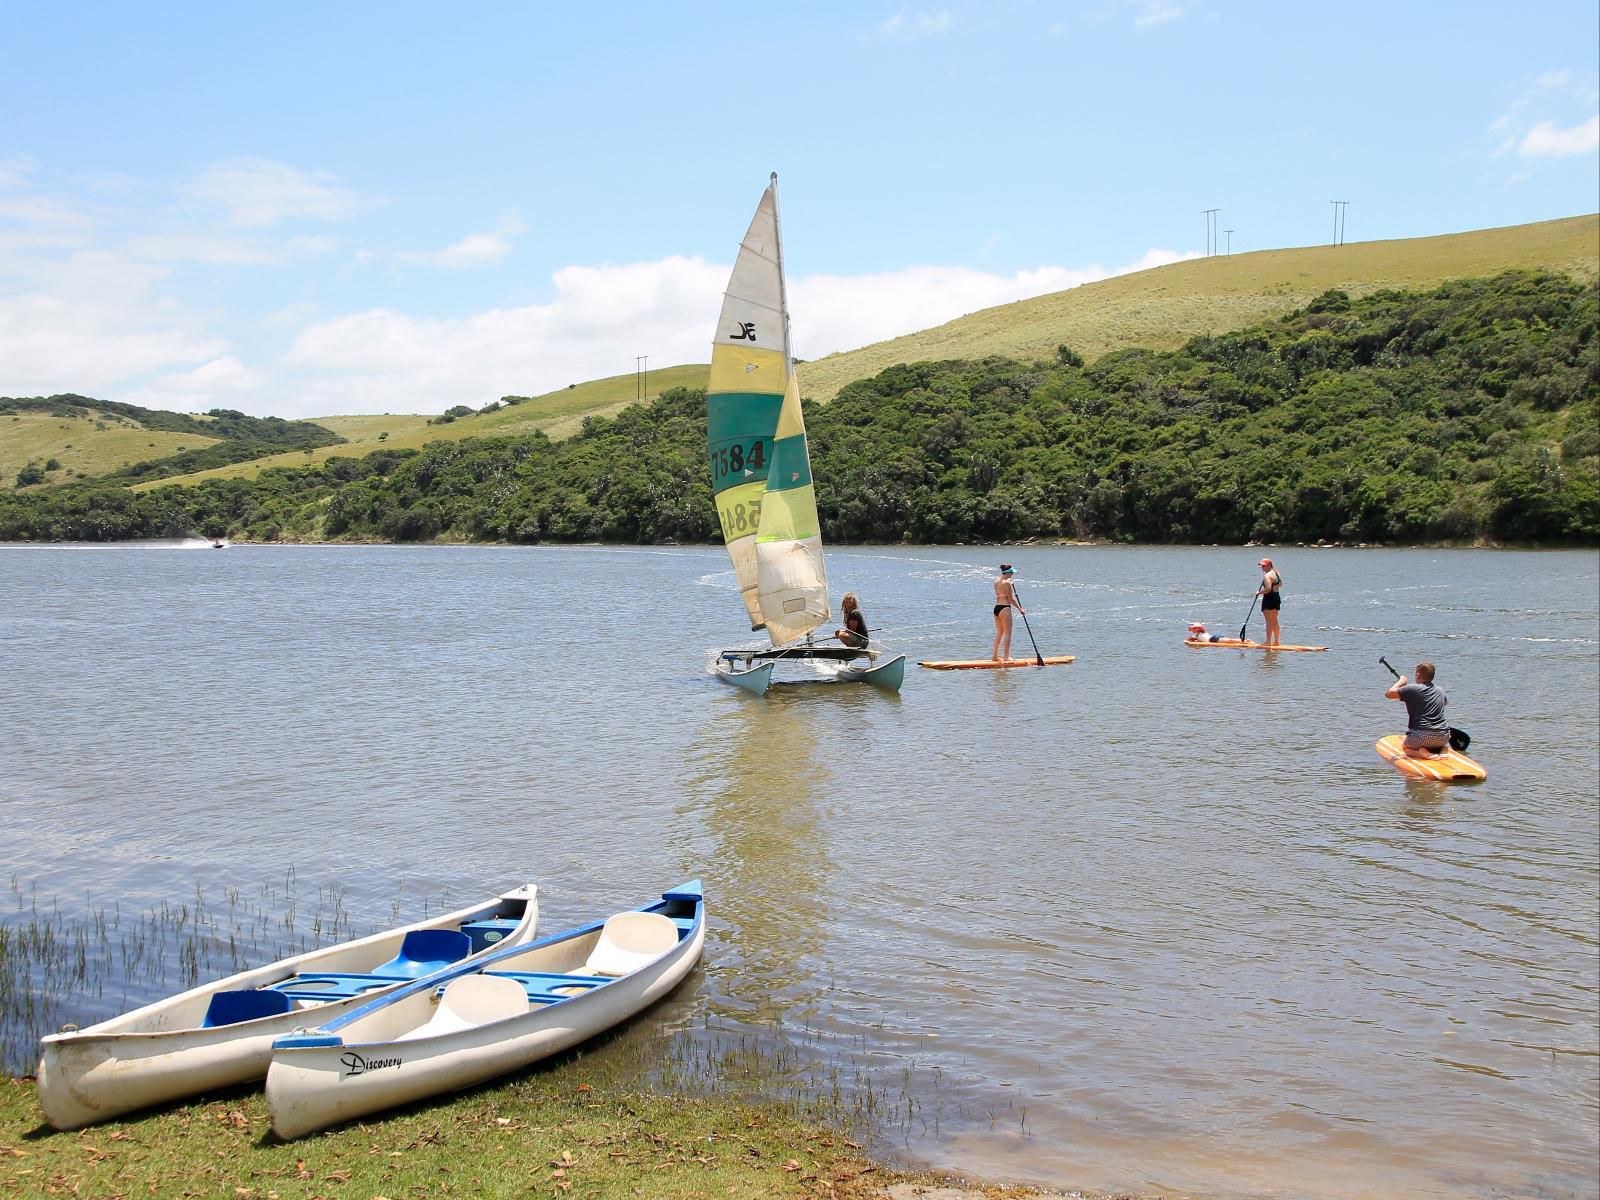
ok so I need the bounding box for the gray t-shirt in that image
[1398,681,1448,733]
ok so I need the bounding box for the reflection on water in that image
[680,684,838,1023]
[1,543,1595,1200]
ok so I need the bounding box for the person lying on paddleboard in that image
[992,564,1022,660]
[1256,557,1283,647]
[1187,622,1224,643]
[1385,661,1450,758]
[834,592,869,651]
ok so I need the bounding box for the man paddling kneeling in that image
[1385,662,1451,758]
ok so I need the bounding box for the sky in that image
[2,1,1596,420]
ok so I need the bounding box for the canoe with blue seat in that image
[266,881,705,1139]
[36,883,538,1130]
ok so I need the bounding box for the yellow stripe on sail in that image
[715,478,767,545]
[773,370,805,439]
[709,344,787,395]
[755,483,820,543]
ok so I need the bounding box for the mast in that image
[769,172,792,372]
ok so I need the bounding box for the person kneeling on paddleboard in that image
[1385,662,1450,758]
[1187,622,1223,643]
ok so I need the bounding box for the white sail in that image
[708,174,828,644]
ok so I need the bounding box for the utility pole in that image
[635,354,649,400]
[1202,208,1219,256]
[1330,200,1349,246]
[1223,228,1234,255]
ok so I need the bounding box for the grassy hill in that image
[136,363,711,491]
[9,214,1594,493]
[2,408,218,490]
[797,214,1600,402]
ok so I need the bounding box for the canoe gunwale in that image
[265,884,706,1139]
[35,884,540,1130]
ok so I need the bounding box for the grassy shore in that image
[0,1070,900,1198]
[0,1070,1110,1200]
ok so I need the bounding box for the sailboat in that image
[709,175,906,696]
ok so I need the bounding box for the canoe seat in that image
[396,973,528,1041]
[460,918,524,952]
[202,988,294,1027]
[269,972,405,1001]
[370,929,473,978]
[581,911,680,977]
[485,970,610,1002]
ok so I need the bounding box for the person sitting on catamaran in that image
[835,593,869,650]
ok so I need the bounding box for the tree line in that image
[0,270,1593,545]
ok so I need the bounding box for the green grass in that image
[796,213,1600,401]
[30,213,1599,497]
[0,1073,902,1199]
[1,411,220,492]
[140,364,711,491]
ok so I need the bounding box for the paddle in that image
[1011,584,1046,666]
[1380,656,1471,751]
[1239,593,1259,642]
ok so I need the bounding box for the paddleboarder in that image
[1385,661,1450,758]
[991,564,1023,661]
[1256,557,1283,647]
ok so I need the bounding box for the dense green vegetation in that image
[0,394,342,487]
[1,272,1593,545]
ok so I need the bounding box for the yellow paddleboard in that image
[919,656,1076,670]
[1375,735,1486,782]
[1185,638,1328,652]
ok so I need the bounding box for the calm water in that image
[1,542,1596,1199]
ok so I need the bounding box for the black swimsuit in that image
[1261,573,1281,611]
[994,603,1010,616]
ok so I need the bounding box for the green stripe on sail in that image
[707,392,782,495]
[763,431,813,492]
[755,483,821,543]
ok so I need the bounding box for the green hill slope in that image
[143,364,711,490]
[797,214,1600,403]
[3,271,1592,547]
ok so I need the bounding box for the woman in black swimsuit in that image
[991,564,1022,660]
[835,592,869,651]
[1257,557,1282,647]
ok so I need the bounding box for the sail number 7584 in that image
[718,496,763,538]
[709,439,767,481]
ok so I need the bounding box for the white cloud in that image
[878,7,952,38]
[267,247,1199,419]
[0,251,227,394]
[394,211,528,268]
[120,357,264,410]
[125,234,278,265]
[1133,2,1185,28]
[1517,114,1599,158]
[189,158,365,227]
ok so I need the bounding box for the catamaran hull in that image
[266,901,705,1138]
[717,662,774,695]
[835,654,906,689]
[36,886,538,1130]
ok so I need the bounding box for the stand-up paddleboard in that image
[919,656,1076,670]
[1185,638,1327,652]
[1375,735,1486,781]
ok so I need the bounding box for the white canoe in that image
[37,883,538,1130]
[266,881,705,1139]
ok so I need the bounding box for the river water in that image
[1,542,1595,1199]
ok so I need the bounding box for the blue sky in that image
[2,1,1596,419]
